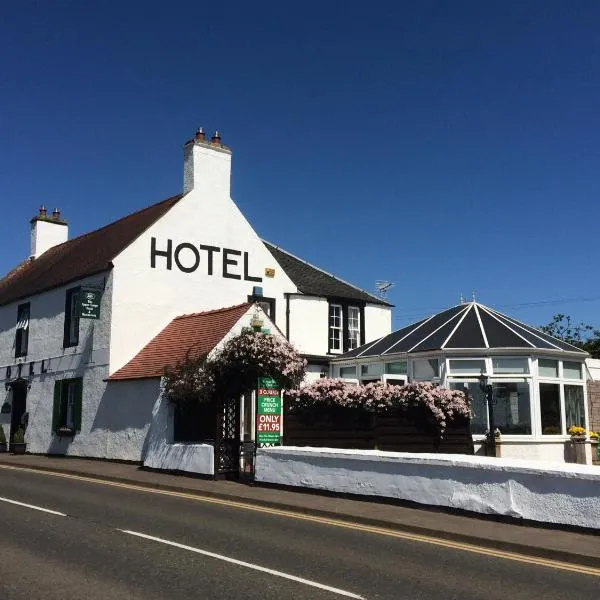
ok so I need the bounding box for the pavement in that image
[0,452,598,569]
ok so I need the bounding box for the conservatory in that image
[330,301,592,463]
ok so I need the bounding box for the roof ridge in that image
[40,193,184,255]
[263,240,389,305]
[173,303,251,320]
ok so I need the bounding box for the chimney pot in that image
[211,131,221,144]
[52,208,60,220]
[195,127,205,141]
[39,205,47,218]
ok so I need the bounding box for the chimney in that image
[30,205,68,258]
[183,127,232,195]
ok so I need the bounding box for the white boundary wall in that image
[255,447,600,530]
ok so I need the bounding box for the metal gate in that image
[214,396,240,478]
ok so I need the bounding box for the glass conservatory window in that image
[492,381,531,435]
[563,361,582,380]
[450,381,487,435]
[385,361,408,375]
[339,366,357,378]
[361,363,383,377]
[413,358,439,379]
[492,357,529,374]
[448,359,485,375]
[539,383,561,435]
[564,385,585,429]
[538,359,558,378]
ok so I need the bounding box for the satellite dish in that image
[375,280,394,297]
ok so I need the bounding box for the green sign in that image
[80,288,102,319]
[257,377,282,445]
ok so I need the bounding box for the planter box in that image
[11,443,26,455]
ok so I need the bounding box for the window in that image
[539,383,561,435]
[450,381,487,434]
[64,287,80,347]
[492,357,529,374]
[329,304,342,352]
[413,358,439,379]
[328,302,364,353]
[538,359,558,378]
[339,366,357,378]
[564,385,585,430]
[347,306,360,350]
[173,400,217,442]
[448,359,485,375]
[52,378,83,433]
[563,361,582,380]
[15,303,30,358]
[492,381,531,435]
[385,361,408,375]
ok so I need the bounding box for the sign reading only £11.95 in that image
[256,377,282,445]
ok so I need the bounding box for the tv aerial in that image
[375,280,394,298]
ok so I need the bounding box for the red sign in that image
[257,413,281,433]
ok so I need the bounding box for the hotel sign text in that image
[150,237,262,282]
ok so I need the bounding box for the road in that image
[0,466,597,600]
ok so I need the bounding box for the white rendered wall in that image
[288,295,328,356]
[364,304,392,343]
[110,189,298,373]
[30,219,68,258]
[256,447,600,530]
[142,387,214,475]
[586,358,600,380]
[0,273,125,457]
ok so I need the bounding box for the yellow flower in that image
[567,425,586,437]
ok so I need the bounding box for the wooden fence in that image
[283,407,474,455]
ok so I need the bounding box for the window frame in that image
[52,377,83,434]
[327,300,365,354]
[347,305,361,351]
[247,295,276,323]
[63,287,81,348]
[328,303,342,353]
[15,302,30,358]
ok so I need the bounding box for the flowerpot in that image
[570,436,587,464]
[11,443,26,455]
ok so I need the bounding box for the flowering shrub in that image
[286,379,470,437]
[164,329,306,404]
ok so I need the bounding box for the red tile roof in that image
[109,303,252,380]
[0,194,183,307]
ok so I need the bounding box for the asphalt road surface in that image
[0,466,597,600]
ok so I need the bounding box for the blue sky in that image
[1,1,599,331]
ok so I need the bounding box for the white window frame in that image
[328,303,342,353]
[347,306,360,351]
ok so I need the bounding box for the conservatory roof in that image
[338,302,588,359]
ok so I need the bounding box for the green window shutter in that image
[73,378,83,432]
[52,381,62,433]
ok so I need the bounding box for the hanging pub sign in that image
[80,288,102,319]
[256,376,282,446]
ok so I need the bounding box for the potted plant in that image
[11,427,26,454]
[567,425,587,440]
[0,425,6,452]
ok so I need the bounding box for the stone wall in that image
[588,381,600,432]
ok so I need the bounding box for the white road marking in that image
[0,495,66,516]
[120,529,366,599]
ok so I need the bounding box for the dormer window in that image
[15,303,30,357]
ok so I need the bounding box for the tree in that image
[540,314,600,358]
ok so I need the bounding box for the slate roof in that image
[0,194,184,307]
[338,302,588,359]
[109,303,251,380]
[263,241,391,306]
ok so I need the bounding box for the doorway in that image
[10,381,28,443]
